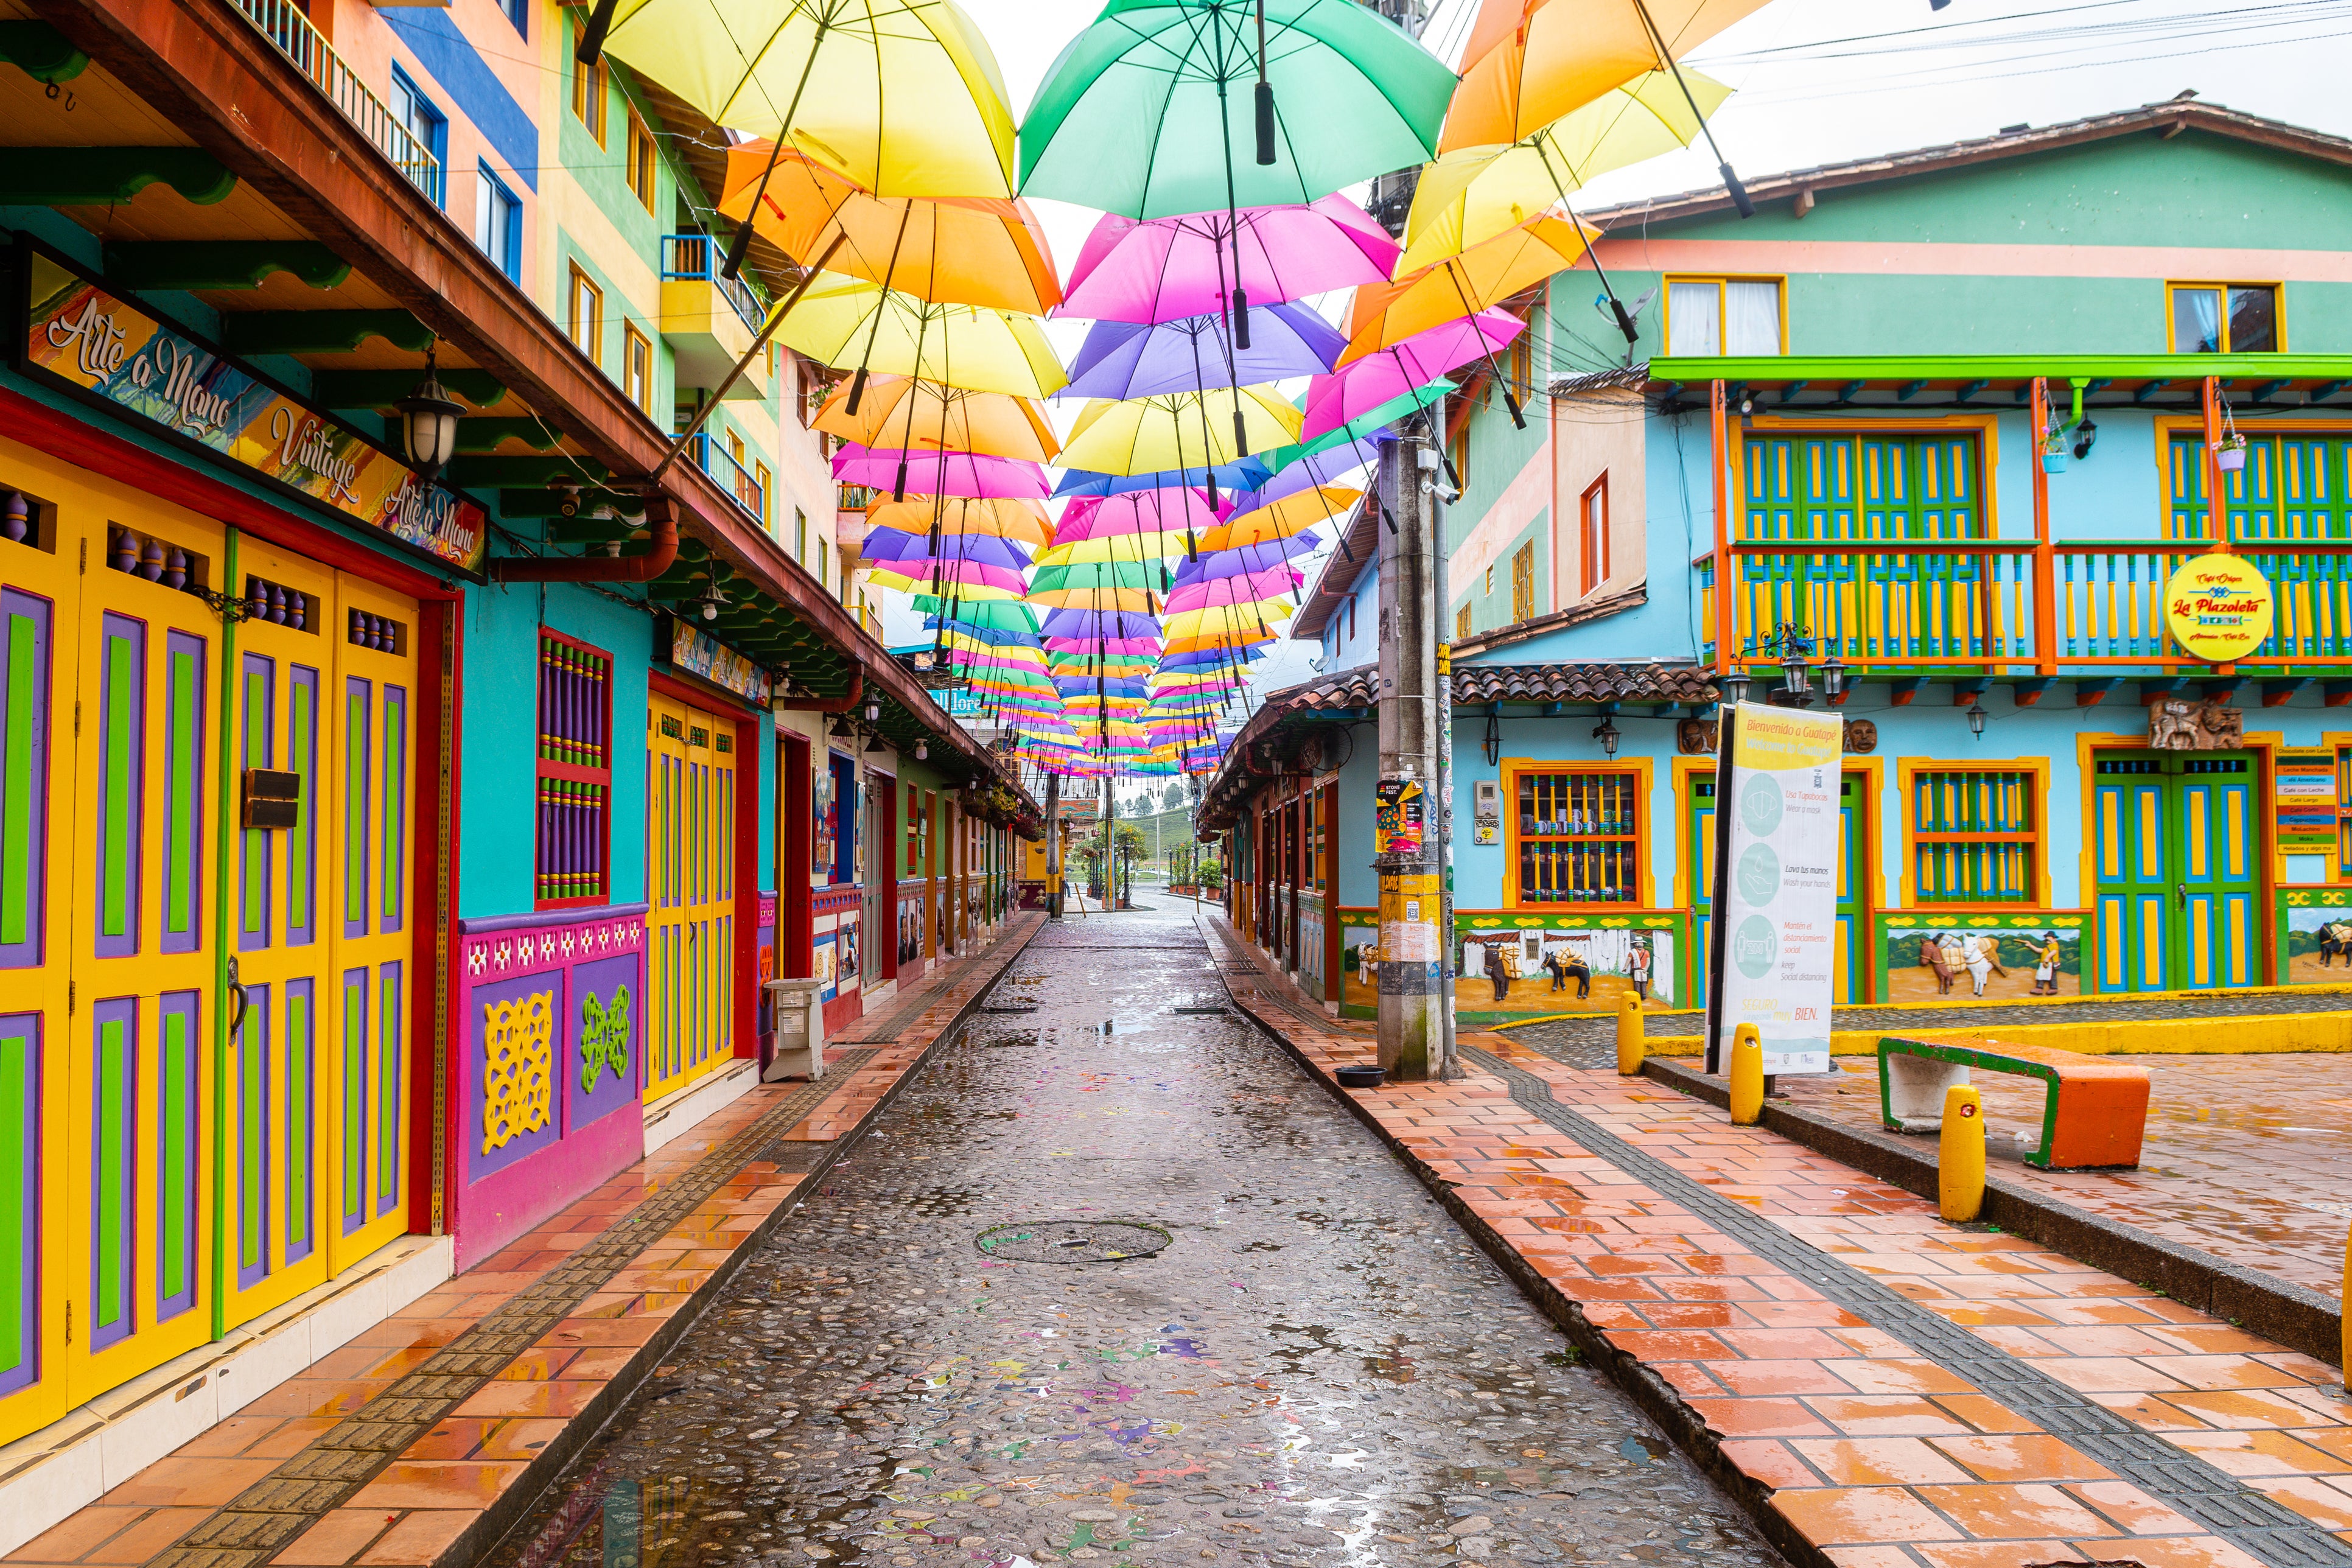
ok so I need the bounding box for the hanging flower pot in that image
[2042,433,2068,474]
[2216,433,2249,473]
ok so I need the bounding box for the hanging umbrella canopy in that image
[1060,195,1398,323]
[864,496,1055,545]
[599,0,1019,197]
[814,377,1060,461]
[782,277,1068,397]
[1063,302,1345,401]
[1401,69,1730,274]
[1306,311,1522,440]
[1346,216,1593,362]
[835,445,1051,500]
[1020,0,1454,220]
[718,144,1060,312]
[1441,0,1768,155]
[1062,389,1304,475]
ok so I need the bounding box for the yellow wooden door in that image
[61,506,223,1409]
[646,695,736,1101]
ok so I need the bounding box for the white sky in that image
[887,0,2352,743]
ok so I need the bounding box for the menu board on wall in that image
[16,240,489,578]
[2275,749,2338,851]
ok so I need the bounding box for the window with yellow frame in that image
[2167,282,2281,354]
[1510,763,1642,905]
[1665,276,1785,357]
[1906,765,2040,904]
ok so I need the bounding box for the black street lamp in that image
[396,347,463,485]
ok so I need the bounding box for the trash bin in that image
[763,978,827,1081]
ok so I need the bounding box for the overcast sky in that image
[888,0,2352,747]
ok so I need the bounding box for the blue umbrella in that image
[1055,458,1272,500]
[1063,301,1345,401]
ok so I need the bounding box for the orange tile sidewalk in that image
[7,915,1041,1568]
[1203,908,2352,1568]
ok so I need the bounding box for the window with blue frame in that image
[500,0,526,35]
[388,68,448,208]
[474,163,521,281]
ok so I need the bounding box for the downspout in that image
[488,495,680,584]
[774,671,864,713]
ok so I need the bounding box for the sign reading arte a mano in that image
[17,244,488,578]
[2165,553,2274,664]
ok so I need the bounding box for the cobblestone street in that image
[486,905,1783,1568]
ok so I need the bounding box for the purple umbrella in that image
[831,444,1050,501]
[1061,195,1399,325]
[860,527,1034,572]
[1063,301,1345,401]
[1172,530,1323,586]
[1258,437,1381,503]
[1302,310,1525,443]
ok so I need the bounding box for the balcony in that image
[1670,359,2352,681]
[687,433,765,523]
[660,234,771,402]
[228,0,443,205]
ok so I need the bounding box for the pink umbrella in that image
[1303,310,1525,443]
[1053,487,1219,542]
[1060,195,1401,326]
[1046,637,1164,656]
[1164,565,1300,614]
[831,444,1050,500]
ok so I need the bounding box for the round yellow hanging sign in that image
[2165,553,2274,664]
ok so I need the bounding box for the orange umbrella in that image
[1199,487,1362,550]
[719,143,1060,315]
[813,376,1060,463]
[1442,0,1766,211]
[1339,214,1596,367]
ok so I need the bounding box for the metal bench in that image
[1877,1035,2151,1171]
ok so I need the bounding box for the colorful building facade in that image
[1204,99,2352,1024]
[0,0,1031,1505]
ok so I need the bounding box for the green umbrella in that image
[1261,377,1448,467]
[1020,0,1451,357]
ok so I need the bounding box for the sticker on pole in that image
[1375,777,1425,855]
[1706,703,1842,1076]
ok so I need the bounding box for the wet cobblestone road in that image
[485,905,1783,1568]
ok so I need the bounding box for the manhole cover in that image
[974,1220,1172,1263]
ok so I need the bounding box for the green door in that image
[2093,752,2259,992]
[1689,769,1870,1005]
[1687,775,1714,1006]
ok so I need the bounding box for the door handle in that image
[226,956,248,1038]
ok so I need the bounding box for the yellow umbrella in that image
[718,143,1060,315]
[1341,215,1597,368]
[1060,389,1304,477]
[1402,69,1731,274]
[782,275,1066,399]
[1034,533,1189,566]
[595,0,1017,197]
[863,497,1055,546]
[814,377,1060,462]
[1443,0,1766,153]
[1203,487,1362,550]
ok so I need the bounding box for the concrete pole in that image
[1375,432,1443,1080]
[1043,771,1063,920]
[1104,775,1119,910]
[1429,425,1459,1080]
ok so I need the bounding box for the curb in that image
[1639,1055,2343,1370]
[452,917,1045,1568]
[1198,959,1831,1568]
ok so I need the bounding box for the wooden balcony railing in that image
[228,0,443,205]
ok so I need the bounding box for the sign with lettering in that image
[2276,749,2339,850]
[17,243,488,577]
[1705,703,1843,1076]
[2165,553,2274,664]
[660,615,771,707]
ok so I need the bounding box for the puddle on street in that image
[486,906,1782,1568]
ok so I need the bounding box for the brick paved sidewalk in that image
[5,915,1043,1568]
[1204,910,2352,1568]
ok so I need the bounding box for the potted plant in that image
[2041,430,2068,474]
[2215,432,2249,473]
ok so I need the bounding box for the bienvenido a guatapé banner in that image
[1705,701,1843,1076]
[18,242,488,578]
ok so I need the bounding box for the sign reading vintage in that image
[2165,553,2273,664]
[18,245,488,577]
[1704,703,1843,1076]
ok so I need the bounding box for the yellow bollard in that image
[1616,994,1645,1076]
[2343,1222,2352,1377]
[1728,1023,1763,1125]
[1939,1083,1986,1223]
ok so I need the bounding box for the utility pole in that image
[1104,774,1119,910]
[1043,771,1063,920]
[1429,417,1459,1079]
[1373,433,1445,1080]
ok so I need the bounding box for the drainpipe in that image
[774,671,866,714]
[489,495,680,583]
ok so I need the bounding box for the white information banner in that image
[1709,703,1843,1074]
